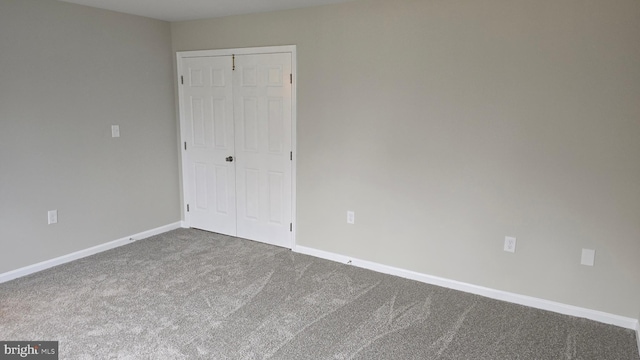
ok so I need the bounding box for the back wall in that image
[172,0,640,319]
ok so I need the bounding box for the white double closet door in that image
[180,51,293,248]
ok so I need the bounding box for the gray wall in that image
[0,0,180,273]
[172,0,640,318]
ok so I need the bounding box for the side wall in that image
[172,0,640,318]
[0,0,180,273]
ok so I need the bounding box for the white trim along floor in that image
[2,224,638,355]
[0,222,183,284]
[293,245,639,332]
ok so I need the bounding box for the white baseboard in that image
[0,222,182,284]
[636,321,640,356]
[294,245,639,331]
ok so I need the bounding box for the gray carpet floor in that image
[1,228,638,359]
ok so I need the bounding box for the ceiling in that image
[58,0,356,22]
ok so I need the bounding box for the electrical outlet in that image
[47,210,58,225]
[581,249,595,266]
[504,236,516,253]
[111,125,120,138]
[347,211,355,224]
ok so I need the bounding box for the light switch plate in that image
[581,249,595,266]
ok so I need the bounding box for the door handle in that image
[225,156,234,162]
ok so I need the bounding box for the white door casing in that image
[178,46,296,249]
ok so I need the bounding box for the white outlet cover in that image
[47,210,58,225]
[581,249,595,266]
[347,211,355,224]
[504,236,516,253]
[111,125,120,138]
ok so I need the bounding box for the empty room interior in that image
[1,0,639,358]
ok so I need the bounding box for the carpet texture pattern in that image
[1,229,638,359]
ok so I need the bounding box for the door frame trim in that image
[176,45,297,249]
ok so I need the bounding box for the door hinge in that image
[232,54,235,71]
[187,204,190,212]
[184,142,187,150]
[290,151,292,161]
[290,223,292,232]
[181,75,184,85]
[290,74,292,84]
